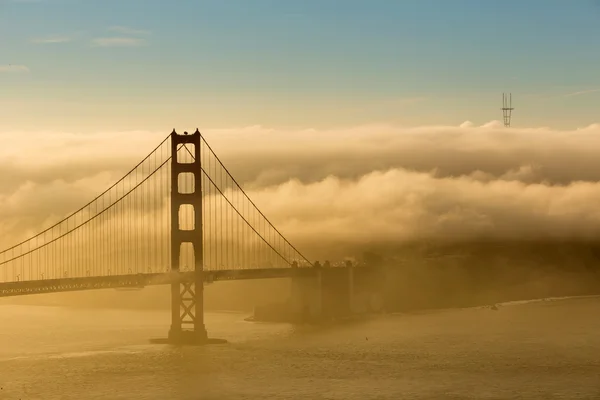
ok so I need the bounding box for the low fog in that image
[3,121,600,252]
[3,121,600,311]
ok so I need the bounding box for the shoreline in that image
[246,292,600,323]
[3,293,600,319]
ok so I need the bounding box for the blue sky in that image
[1,0,600,131]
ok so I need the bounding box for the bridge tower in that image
[168,129,208,344]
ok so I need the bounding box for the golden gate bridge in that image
[0,130,381,344]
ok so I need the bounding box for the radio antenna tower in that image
[501,93,514,127]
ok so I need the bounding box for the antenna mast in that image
[501,93,514,127]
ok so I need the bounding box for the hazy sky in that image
[2,0,600,130]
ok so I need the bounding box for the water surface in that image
[1,297,599,399]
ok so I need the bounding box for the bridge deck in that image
[0,268,322,298]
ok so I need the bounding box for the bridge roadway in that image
[0,266,360,298]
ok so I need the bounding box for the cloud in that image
[4,123,600,259]
[30,36,72,44]
[90,26,150,47]
[564,88,600,98]
[91,37,146,47]
[255,168,600,246]
[108,26,150,36]
[0,64,29,73]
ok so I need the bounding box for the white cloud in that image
[480,120,503,129]
[108,26,150,36]
[4,123,600,257]
[91,37,146,47]
[30,36,72,44]
[0,64,29,73]
[564,88,600,98]
[91,26,150,48]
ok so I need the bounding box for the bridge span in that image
[0,129,382,344]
